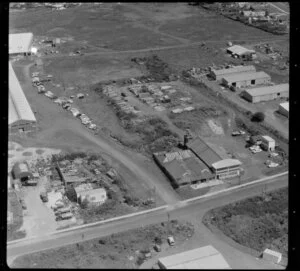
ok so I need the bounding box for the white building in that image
[227,45,256,59]
[263,249,282,264]
[279,102,289,117]
[261,136,276,151]
[9,33,33,55]
[79,188,107,205]
[158,245,231,269]
[211,159,242,180]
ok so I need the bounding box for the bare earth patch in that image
[22,152,33,157]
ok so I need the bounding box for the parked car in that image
[55,212,73,221]
[89,123,97,130]
[62,103,71,110]
[268,162,279,168]
[154,244,161,252]
[167,236,175,246]
[232,131,242,136]
[40,192,48,202]
[54,207,71,215]
[269,152,279,158]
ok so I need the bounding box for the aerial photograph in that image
[7,2,289,269]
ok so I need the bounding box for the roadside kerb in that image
[7,205,168,246]
[183,171,288,204]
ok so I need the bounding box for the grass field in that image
[12,219,194,268]
[202,187,288,257]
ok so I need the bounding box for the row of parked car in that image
[51,200,74,221]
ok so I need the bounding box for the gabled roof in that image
[212,65,256,76]
[187,137,222,167]
[227,45,255,55]
[279,102,289,112]
[212,159,242,170]
[9,62,36,125]
[9,33,33,54]
[222,71,270,83]
[244,84,289,97]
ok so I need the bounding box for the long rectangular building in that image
[210,65,256,80]
[242,83,289,103]
[158,246,231,269]
[9,62,36,133]
[222,71,271,88]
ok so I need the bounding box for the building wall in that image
[243,91,289,103]
[213,166,241,180]
[279,106,289,117]
[224,76,270,88]
[261,139,275,151]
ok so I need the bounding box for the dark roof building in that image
[12,162,33,180]
[187,137,222,169]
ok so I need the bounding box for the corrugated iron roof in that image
[9,62,36,125]
[227,44,255,55]
[9,33,33,54]
[222,71,270,83]
[212,65,256,76]
[211,159,242,170]
[244,84,289,97]
[279,102,289,112]
[187,137,222,167]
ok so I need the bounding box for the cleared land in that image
[11,219,194,268]
[202,187,288,257]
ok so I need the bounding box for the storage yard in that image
[8,3,289,268]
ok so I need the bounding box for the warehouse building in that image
[153,150,214,188]
[227,45,257,59]
[9,62,37,133]
[157,245,231,269]
[222,71,271,88]
[210,65,256,80]
[187,137,242,180]
[9,32,33,55]
[279,102,289,117]
[242,83,289,103]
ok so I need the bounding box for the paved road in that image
[7,174,288,266]
[268,3,289,14]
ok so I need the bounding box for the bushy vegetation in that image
[203,187,288,256]
[251,112,265,122]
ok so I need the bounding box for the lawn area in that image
[7,191,26,241]
[202,187,288,257]
[12,219,194,268]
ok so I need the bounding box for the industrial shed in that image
[12,162,33,181]
[9,62,37,133]
[153,150,214,188]
[227,45,256,59]
[210,65,256,80]
[9,33,33,55]
[187,137,222,169]
[279,102,289,117]
[211,159,242,180]
[158,245,231,269]
[242,84,289,103]
[222,71,271,88]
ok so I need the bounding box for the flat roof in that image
[212,159,242,170]
[158,245,231,269]
[279,102,289,111]
[187,137,222,167]
[9,33,33,54]
[212,65,256,76]
[243,84,289,97]
[222,71,270,83]
[261,135,275,142]
[227,44,255,55]
[9,62,36,125]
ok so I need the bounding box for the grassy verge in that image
[176,186,210,200]
[12,219,194,268]
[202,187,288,256]
[7,191,26,241]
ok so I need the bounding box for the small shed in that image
[261,136,276,152]
[279,102,289,117]
[12,162,33,181]
[262,249,282,264]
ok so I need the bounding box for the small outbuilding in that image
[262,248,282,264]
[211,159,242,180]
[279,102,289,117]
[261,136,276,152]
[78,188,107,206]
[227,45,257,59]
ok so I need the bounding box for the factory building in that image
[222,71,271,88]
[226,45,257,59]
[153,150,214,188]
[158,246,231,269]
[9,33,33,55]
[12,162,33,182]
[210,65,256,80]
[279,102,289,117]
[242,84,289,103]
[9,62,37,133]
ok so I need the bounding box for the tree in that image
[251,112,265,122]
[65,186,77,202]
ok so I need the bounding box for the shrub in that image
[154,236,162,245]
[251,112,265,122]
[136,254,146,266]
[65,186,77,202]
